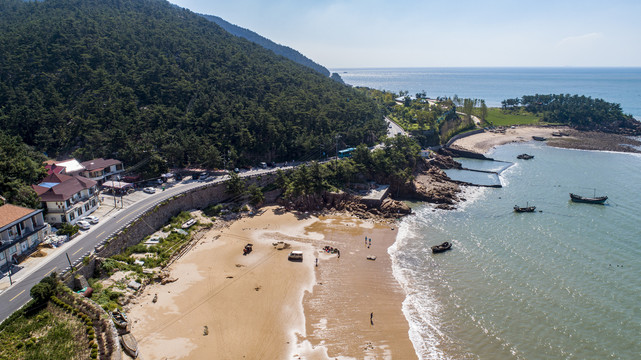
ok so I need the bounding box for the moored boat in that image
[570,193,608,204]
[517,153,534,160]
[532,136,546,141]
[514,204,536,212]
[431,241,452,253]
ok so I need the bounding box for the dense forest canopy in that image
[502,94,641,134]
[200,14,331,78]
[0,0,384,172]
[0,130,47,208]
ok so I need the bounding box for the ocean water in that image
[333,67,641,119]
[389,143,641,359]
[335,67,641,359]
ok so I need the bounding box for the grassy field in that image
[483,108,542,126]
[0,303,90,360]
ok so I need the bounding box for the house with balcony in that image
[32,173,100,225]
[0,204,51,270]
[80,158,125,185]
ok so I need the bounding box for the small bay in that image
[391,143,641,359]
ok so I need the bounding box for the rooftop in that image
[0,204,39,229]
[81,158,122,172]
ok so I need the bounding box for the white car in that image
[143,187,156,194]
[81,215,99,224]
[76,220,91,230]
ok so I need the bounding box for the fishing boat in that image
[517,153,534,160]
[570,193,608,204]
[514,204,536,212]
[111,310,129,332]
[431,241,452,253]
[120,333,139,358]
[532,136,546,141]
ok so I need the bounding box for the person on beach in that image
[370,312,374,325]
[315,258,318,267]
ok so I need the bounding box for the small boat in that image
[517,153,534,160]
[532,136,546,141]
[181,218,196,229]
[111,310,129,331]
[514,204,536,212]
[431,241,452,253]
[570,193,608,204]
[120,333,139,358]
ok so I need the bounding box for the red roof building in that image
[32,173,100,225]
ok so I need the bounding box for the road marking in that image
[44,267,57,277]
[116,215,128,223]
[97,231,105,237]
[10,290,25,302]
[72,247,84,256]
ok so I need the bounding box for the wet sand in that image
[126,207,415,359]
[450,126,571,154]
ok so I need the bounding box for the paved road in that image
[0,168,280,322]
[386,116,407,137]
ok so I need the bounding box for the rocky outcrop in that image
[396,157,462,210]
[279,191,411,219]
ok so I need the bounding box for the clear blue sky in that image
[169,0,641,68]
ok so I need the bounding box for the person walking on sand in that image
[370,312,374,325]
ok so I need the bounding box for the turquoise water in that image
[333,67,641,119]
[390,143,641,359]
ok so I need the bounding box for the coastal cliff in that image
[279,153,463,215]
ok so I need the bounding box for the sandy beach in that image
[450,126,641,154]
[126,206,415,359]
[450,126,571,154]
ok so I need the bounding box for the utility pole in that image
[7,264,13,286]
[66,252,73,270]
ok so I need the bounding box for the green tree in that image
[480,99,488,124]
[30,274,57,303]
[225,172,245,196]
[248,184,264,206]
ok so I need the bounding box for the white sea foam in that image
[389,215,450,359]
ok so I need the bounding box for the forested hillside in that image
[201,14,330,77]
[503,94,641,134]
[0,0,384,172]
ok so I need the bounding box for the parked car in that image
[260,162,267,169]
[143,187,156,194]
[233,168,240,173]
[76,220,91,230]
[81,215,99,224]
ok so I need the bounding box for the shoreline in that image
[450,126,641,154]
[124,207,416,359]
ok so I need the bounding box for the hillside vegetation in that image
[201,14,331,77]
[0,0,384,172]
[502,94,641,134]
